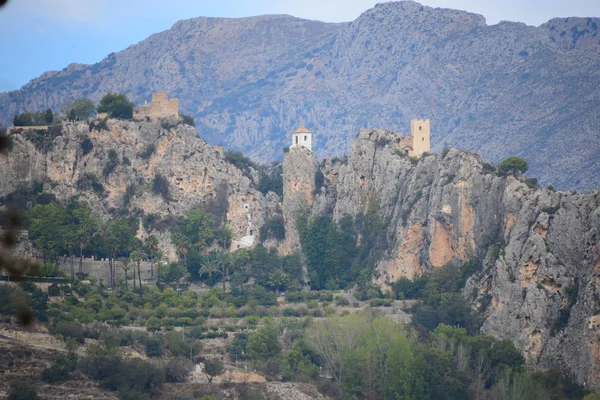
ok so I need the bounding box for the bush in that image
[139,143,155,160]
[23,125,63,152]
[66,98,96,121]
[526,177,538,189]
[224,151,257,175]
[181,114,195,127]
[145,337,164,357]
[152,174,169,200]
[7,380,39,400]
[103,149,119,177]
[81,138,94,155]
[97,93,134,120]
[41,353,77,383]
[203,358,225,382]
[259,216,285,243]
[482,162,496,173]
[89,118,109,132]
[165,358,193,383]
[76,173,105,195]
[335,295,350,306]
[257,162,283,196]
[52,320,85,343]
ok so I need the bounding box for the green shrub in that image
[51,320,85,343]
[23,125,63,152]
[41,353,77,383]
[335,295,350,306]
[103,149,119,177]
[526,177,538,189]
[80,138,94,155]
[482,162,496,173]
[76,173,105,195]
[259,216,285,243]
[145,336,164,357]
[165,358,193,383]
[139,143,155,159]
[97,93,134,120]
[7,380,39,400]
[181,114,195,127]
[89,118,109,132]
[542,205,560,215]
[152,174,169,200]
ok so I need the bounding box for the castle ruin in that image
[396,119,431,157]
[135,92,179,119]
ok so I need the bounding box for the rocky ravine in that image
[283,129,600,387]
[0,118,280,257]
[2,1,600,190]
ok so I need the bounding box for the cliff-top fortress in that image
[135,92,179,119]
[396,119,431,158]
[289,119,431,157]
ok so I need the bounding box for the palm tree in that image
[60,226,77,282]
[76,223,93,276]
[218,226,233,249]
[172,232,190,267]
[95,220,112,288]
[144,235,159,279]
[267,270,291,297]
[131,246,146,296]
[119,257,132,291]
[199,258,221,286]
[153,249,165,281]
[214,250,230,292]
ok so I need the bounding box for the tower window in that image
[295,136,298,144]
[419,126,422,130]
[422,137,424,141]
[304,136,307,141]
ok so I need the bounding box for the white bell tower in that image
[291,126,312,151]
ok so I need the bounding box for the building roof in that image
[293,126,312,134]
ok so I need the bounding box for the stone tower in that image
[291,126,313,151]
[410,119,430,157]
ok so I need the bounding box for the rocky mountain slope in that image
[1,1,599,190]
[282,129,600,388]
[3,109,600,388]
[0,117,279,257]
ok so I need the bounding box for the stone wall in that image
[58,256,156,283]
[135,91,179,119]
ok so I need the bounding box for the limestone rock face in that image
[0,118,278,254]
[281,146,318,254]
[2,2,600,190]
[295,128,600,388]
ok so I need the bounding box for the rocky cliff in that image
[1,1,599,190]
[285,129,600,387]
[0,118,279,257]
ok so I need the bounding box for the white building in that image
[291,126,312,151]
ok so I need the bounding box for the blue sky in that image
[0,0,599,92]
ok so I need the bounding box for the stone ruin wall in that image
[135,92,179,119]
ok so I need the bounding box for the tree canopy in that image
[97,93,135,120]
[499,156,528,175]
[65,98,96,121]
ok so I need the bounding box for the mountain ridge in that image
[1,1,599,190]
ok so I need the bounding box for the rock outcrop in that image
[287,128,600,388]
[2,2,600,190]
[281,146,318,255]
[0,118,279,257]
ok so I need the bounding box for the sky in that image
[0,0,599,92]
